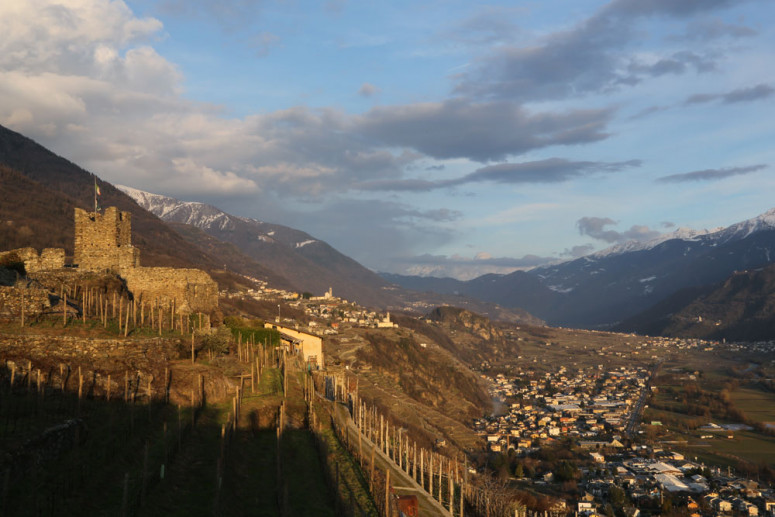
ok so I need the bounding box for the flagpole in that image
[94,175,97,213]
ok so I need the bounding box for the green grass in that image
[677,431,775,467]
[731,387,775,424]
[314,414,379,517]
[282,430,337,516]
[643,381,775,469]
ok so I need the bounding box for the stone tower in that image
[73,207,140,272]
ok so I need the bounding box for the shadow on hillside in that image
[0,364,337,517]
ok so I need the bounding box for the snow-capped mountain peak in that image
[118,185,236,231]
[590,226,719,259]
[589,208,775,260]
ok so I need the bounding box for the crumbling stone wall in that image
[121,267,219,314]
[2,206,218,316]
[38,248,66,271]
[0,286,52,320]
[0,247,65,273]
[73,207,139,272]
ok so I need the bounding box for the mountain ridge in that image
[618,262,775,341]
[118,185,403,308]
[385,207,775,329]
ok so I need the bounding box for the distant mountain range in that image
[118,185,401,307]
[117,185,544,324]
[385,209,775,335]
[5,121,774,339]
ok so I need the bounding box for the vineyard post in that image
[385,469,391,517]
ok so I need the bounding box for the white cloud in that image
[0,0,162,73]
[169,158,258,195]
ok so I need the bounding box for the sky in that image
[1,0,774,280]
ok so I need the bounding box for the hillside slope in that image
[119,186,406,308]
[0,124,247,289]
[620,263,775,341]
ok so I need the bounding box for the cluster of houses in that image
[473,365,650,450]
[221,275,300,301]
[302,301,398,330]
[575,447,774,517]
[223,279,398,332]
[472,338,775,516]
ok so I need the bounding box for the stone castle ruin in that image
[0,206,218,318]
[0,247,65,273]
[74,207,139,271]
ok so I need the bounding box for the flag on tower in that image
[94,175,101,212]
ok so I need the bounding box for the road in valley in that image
[625,360,662,438]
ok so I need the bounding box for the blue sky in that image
[1,0,774,279]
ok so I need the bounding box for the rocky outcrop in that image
[425,306,503,341]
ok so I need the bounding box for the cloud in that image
[355,158,640,192]
[440,6,523,47]
[627,50,717,78]
[603,0,741,18]
[684,93,715,105]
[0,1,163,75]
[395,252,555,280]
[458,158,641,185]
[0,1,632,204]
[560,245,595,258]
[722,84,775,103]
[357,99,614,162]
[454,0,740,102]
[629,105,670,120]
[0,2,629,206]
[656,164,767,183]
[357,82,380,97]
[169,157,259,194]
[633,83,772,119]
[454,15,629,101]
[402,253,550,268]
[685,83,775,105]
[577,217,662,244]
[675,18,757,41]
